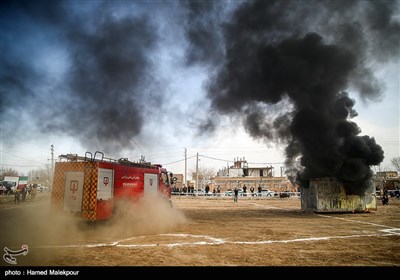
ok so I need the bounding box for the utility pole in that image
[196,152,199,196]
[51,144,54,187]
[184,147,187,188]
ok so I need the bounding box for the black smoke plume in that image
[1,0,161,153]
[186,0,399,194]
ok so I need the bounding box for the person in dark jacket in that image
[234,187,239,203]
[21,186,27,202]
[382,189,389,205]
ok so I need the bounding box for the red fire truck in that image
[50,151,174,221]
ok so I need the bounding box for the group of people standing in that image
[205,184,221,196]
[233,185,263,203]
[14,184,38,204]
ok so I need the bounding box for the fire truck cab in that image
[51,151,174,221]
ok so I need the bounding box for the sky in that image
[1,0,399,191]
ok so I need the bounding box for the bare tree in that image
[28,168,52,187]
[391,157,400,173]
[190,165,217,189]
[0,167,20,180]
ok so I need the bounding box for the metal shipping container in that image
[301,177,377,213]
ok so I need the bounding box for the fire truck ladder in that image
[81,152,98,221]
[59,151,159,169]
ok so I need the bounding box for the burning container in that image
[300,177,377,213]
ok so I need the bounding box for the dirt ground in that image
[0,193,399,267]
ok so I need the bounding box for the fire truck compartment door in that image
[63,172,85,213]
[97,168,114,200]
[144,173,158,196]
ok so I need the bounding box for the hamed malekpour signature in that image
[3,245,29,265]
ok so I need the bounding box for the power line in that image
[199,154,234,163]
[161,153,285,167]
[0,149,47,165]
[162,155,196,165]
[0,123,49,154]
[199,154,284,165]
[0,163,46,167]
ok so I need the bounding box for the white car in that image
[224,189,244,196]
[260,189,275,197]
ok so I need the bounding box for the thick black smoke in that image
[181,0,225,66]
[53,13,159,152]
[1,0,162,153]
[186,0,399,194]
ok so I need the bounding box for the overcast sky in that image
[1,0,399,186]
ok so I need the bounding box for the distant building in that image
[211,157,294,192]
[373,171,400,192]
[172,173,184,190]
[376,171,398,178]
[216,157,273,177]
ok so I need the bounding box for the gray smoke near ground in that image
[185,0,399,194]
